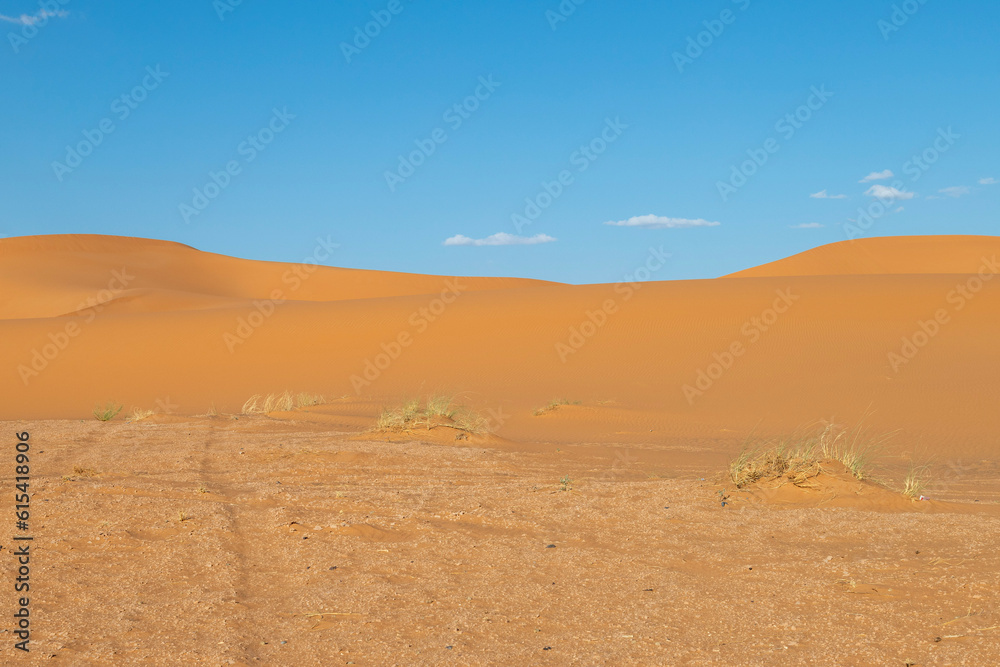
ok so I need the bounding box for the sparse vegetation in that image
[374,395,490,434]
[559,475,572,492]
[93,402,123,422]
[126,407,154,423]
[242,391,326,415]
[903,463,930,499]
[296,393,325,408]
[729,421,891,489]
[533,399,581,416]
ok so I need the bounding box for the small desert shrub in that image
[375,395,490,434]
[533,399,581,416]
[93,402,123,422]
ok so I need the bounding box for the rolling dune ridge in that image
[2,234,998,455]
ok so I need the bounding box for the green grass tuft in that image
[93,402,123,422]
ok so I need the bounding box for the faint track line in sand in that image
[192,422,260,665]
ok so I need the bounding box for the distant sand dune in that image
[2,234,998,459]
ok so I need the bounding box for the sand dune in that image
[2,233,998,459]
[0,234,552,320]
[727,234,1000,277]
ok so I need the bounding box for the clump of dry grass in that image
[374,395,490,434]
[93,402,123,422]
[242,391,326,415]
[730,421,891,489]
[296,393,325,408]
[533,398,581,416]
[902,463,930,499]
[729,440,823,489]
[126,407,155,423]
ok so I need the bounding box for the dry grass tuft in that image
[242,391,326,415]
[374,395,490,435]
[126,408,155,423]
[730,421,891,489]
[296,393,325,408]
[902,463,930,499]
[93,402,123,422]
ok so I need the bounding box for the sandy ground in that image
[2,414,998,666]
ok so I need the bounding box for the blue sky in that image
[2,0,997,284]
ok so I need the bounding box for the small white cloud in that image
[809,190,847,200]
[604,215,720,229]
[979,177,998,185]
[789,223,825,229]
[0,9,68,25]
[865,184,915,201]
[443,232,556,247]
[939,186,971,198]
[859,169,894,183]
[895,206,904,213]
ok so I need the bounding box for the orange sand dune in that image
[728,234,1000,277]
[2,234,998,459]
[0,234,553,320]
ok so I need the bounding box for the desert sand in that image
[2,233,999,664]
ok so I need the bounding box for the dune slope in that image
[1,234,998,459]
